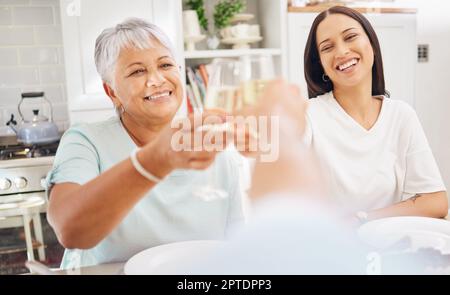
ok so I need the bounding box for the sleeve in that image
[403,109,446,197]
[45,128,100,197]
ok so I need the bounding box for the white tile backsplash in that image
[31,0,59,6]
[0,0,30,5]
[12,7,54,26]
[39,65,65,83]
[19,46,59,65]
[0,87,21,106]
[34,25,62,44]
[0,48,18,66]
[0,67,40,86]
[53,5,60,25]
[0,7,12,25]
[0,27,34,46]
[21,85,65,104]
[0,1,69,131]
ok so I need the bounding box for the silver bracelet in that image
[130,147,162,183]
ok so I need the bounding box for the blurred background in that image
[0,0,449,274]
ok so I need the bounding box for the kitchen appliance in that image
[0,138,59,261]
[6,92,60,145]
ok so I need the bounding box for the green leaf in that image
[213,0,246,30]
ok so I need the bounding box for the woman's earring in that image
[115,104,125,116]
[322,74,330,82]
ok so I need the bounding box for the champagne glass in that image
[193,55,276,201]
[205,54,275,112]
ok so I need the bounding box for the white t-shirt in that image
[303,92,446,213]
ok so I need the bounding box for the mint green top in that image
[46,116,245,269]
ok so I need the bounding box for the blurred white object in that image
[188,194,369,275]
[182,10,205,51]
[124,240,223,275]
[182,10,201,36]
[358,216,450,251]
[206,35,220,50]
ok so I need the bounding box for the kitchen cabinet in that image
[287,10,417,107]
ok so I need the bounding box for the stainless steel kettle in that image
[6,92,60,145]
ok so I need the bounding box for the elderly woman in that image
[46,18,245,268]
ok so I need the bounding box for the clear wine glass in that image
[193,55,276,201]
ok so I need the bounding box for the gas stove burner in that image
[0,141,59,160]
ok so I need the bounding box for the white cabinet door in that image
[287,12,416,107]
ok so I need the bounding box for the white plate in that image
[124,240,223,275]
[357,216,450,252]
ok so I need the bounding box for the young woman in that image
[303,6,448,222]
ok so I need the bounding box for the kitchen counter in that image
[27,262,125,275]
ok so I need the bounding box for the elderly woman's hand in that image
[137,110,234,179]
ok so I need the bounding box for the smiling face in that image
[316,14,374,89]
[107,38,183,128]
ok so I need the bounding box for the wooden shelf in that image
[288,5,417,14]
[184,48,283,60]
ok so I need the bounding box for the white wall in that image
[0,0,69,132]
[402,0,450,191]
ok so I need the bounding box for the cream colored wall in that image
[406,0,450,192]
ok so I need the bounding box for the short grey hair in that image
[94,17,177,86]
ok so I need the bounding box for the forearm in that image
[48,146,169,249]
[367,191,449,221]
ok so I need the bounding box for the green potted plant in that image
[213,0,246,31]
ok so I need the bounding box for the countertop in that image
[27,262,125,275]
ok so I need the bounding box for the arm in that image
[364,105,449,221]
[48,113,227,249]
[48,139,171,250]
[366,191,449,221]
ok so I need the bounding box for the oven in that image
[0,139,58,264]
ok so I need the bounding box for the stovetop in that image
[0,132,59,159]
[0,141,59,161]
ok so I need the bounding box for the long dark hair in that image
[304,6,388,98]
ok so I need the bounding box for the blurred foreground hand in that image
[234,80,325,202]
